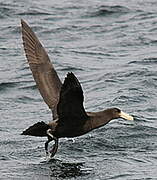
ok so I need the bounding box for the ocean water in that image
[1,0,157,179]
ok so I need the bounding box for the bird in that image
[21,19,134,158]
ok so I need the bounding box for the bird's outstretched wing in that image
[57,72,88,126]
[21,19,62,119]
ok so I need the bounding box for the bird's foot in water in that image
[46,129,59,159]
[49,138,58,158]
[46,151,51,161]
[45,141,58,161]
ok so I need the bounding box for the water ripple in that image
[0,82,18,91]
[1,0,157,179]
[87,5,130,17]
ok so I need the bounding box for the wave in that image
[0,6,15,19]
[87,5,130,18]
[58,64,84,72]
[15,95,41,103]
[0,79,37,92]
[129,58,157,65]
[17,9,51,16]
[0,82,18,91]
[19,84,36,90]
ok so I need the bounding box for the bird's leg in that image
[45,136,52,156]
[50,137,58,158]
[46,129,58,158]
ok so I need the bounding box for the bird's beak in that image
[119,111,134,121]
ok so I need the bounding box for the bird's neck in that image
[86,110,113,131]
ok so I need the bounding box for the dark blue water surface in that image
[1,0,157,179]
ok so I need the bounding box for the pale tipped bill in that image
[120,111,134,121]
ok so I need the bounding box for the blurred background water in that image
[1,0,157,179]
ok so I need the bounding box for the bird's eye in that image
[114,108,121,113]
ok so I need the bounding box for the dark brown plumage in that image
[21,20,133,158]
[22,121,50,137]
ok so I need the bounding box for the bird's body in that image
[21,19,133,158]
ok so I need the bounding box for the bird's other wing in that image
[21,19,62,119]
[57,72,88,126]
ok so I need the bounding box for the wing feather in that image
[57,72,88,126]
[21,19,62,118]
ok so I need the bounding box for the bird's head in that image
[107,108,134,121]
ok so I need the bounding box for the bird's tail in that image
[21,121,50,137]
